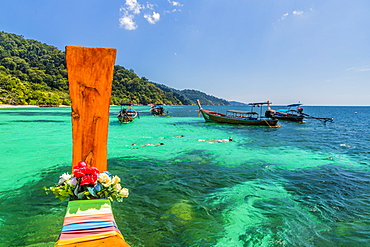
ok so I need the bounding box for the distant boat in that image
[265,102,306,122]
[196,99,279,127]
[265,102,334,123]
[117,103,138,123]
[150,104,165,116]
[39,104,59,107]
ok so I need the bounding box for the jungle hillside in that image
[0,31,230,106]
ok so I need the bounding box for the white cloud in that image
[281,13,289,20]
[119,0,183,30]
[272,9,308,28]
[346,66,370,72]
[168,0,183,7]
[144,12,161,24]
[292,10,304,15]
[126,0,142,14]
[119,14,138,30]
[145,3,156,10]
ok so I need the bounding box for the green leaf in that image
[87,187,97,197]
[77,192,85,199]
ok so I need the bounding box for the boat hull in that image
[265,110,305,122]
[117,116,135,123]
[117,110,137,123]
[273,115,305,122]
[200,109,278,126]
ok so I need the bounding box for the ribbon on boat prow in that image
[55,199,130,247]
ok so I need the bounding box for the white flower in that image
[112,175,121,185]
[66,177,77,186]
[58,173,72,184]
[113,183,122,192]
[98,173,112,187]
[119,188,129,198]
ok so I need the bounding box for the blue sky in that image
[1,0,369,106]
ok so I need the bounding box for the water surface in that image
[0,105,369,246]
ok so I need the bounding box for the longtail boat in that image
[265,102,334,123]
[53,46,130,247]
[265,102,306,122]
[196,99,279,127]
[150,103,165,115]
[117,103,138,123]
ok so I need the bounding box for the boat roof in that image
[227,110,259,115]
[120,103,132,106]
[287,103,302,107]
[276,109,289,112]
[248,102,270,106]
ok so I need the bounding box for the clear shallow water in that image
[0,105,369,246]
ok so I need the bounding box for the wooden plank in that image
[66,46,117,172]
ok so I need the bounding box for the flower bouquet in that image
[44,161,129,202]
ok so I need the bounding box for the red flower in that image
[80,175,95,185]
[73,161,100,185]
[77,161,88,167]
[73,169,85,178]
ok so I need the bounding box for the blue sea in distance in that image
[0,105,369,247]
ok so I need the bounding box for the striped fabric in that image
[55,199,130,246]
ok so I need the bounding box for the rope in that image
[263,119,274,128]
[264,119,281,128]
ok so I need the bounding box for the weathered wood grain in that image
[66,46,117,172]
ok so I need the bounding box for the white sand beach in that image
[0,104,39,108]
[0,105,70,108]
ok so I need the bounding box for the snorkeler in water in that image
[198,138,233,143]
[131,143,165,148]
[161,135,184,139]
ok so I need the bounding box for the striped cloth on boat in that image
[55,199,130,246]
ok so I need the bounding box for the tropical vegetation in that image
[0,31,230,106]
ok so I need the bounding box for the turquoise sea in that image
[0,105,369,247]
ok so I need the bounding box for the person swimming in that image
[198,138,233,143]
[161,135,184,139]
[216,138,233,143]
[131,143,165,148]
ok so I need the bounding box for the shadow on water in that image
[108,151,267,247]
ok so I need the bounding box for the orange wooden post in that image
[66,46,116,171]
[61,46,130,247]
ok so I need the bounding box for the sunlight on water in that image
[208,179,330,246]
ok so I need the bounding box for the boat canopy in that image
[276,109,289,112]
[227,110,258,115]
[120,103,132,106]
[287,103,302,107]
[248,102,270,106]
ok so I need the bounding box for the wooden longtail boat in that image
[54,46,130,247]
[196,99,279,127]
[265,102,334,123]
[265,102,306,122]
[150,104,165,115]
[117,103,138,123]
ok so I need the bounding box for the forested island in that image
[0,31,230,106]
